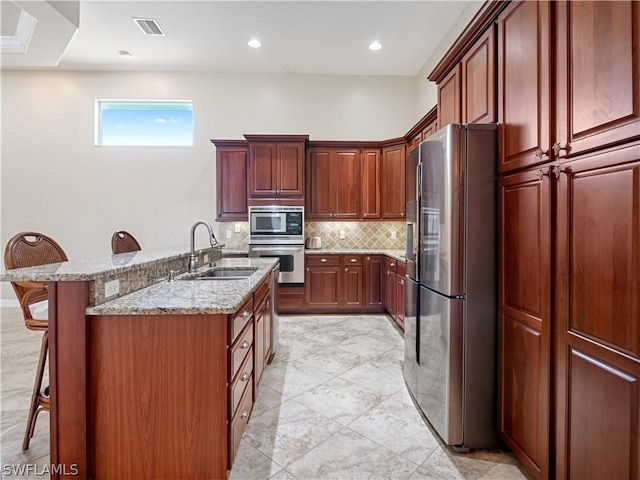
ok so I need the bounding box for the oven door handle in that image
[251,247,303,252]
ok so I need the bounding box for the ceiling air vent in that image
[132,18,165,36]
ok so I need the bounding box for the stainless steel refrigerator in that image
[404,123,498,451]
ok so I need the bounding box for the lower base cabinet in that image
[302,254,389,313]
[384,256,405,329]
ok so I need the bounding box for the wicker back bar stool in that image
[111,230,141,254]
[4,231,68,450]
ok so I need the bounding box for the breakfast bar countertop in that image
[86,257,278,316]
[0,245,220,282]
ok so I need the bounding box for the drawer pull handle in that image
[350,258,357,263]
[241,372,250,382]
[240,410,249,420]
[240,341,250,350]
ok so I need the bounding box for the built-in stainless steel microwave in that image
[248,206,304,245]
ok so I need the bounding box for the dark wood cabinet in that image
[384,256,405,329]
[304,254,385,312]
[361,149,381,219]
[212,141,248,222]
[305,255,342,308]
[554,143,640,480]
[381,143,406,219]
[245,135,307,201]
[461,25,496,124]
[343,255,364,307]
[437,64,461,128]
[497,0,552,173]
[253,279,272,393]
[555,0,640,161]
[498,166,552,480]
[364,255,384,308]
[306,148,361,220]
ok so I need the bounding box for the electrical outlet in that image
[226,230,232,239]
[391,230,397,239]
[234,223,241,233]
[105,279,120,298]
[339,230,346,239]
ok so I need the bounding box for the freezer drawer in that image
[417,286,464,446]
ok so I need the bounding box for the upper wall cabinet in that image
[554,0,640,161]
[306,147,361,220]
[462,25,496,124]
[245,135,308,203]
[361,149,381,219]
[437,64,462,129]
[212,140,248,222]
[497,0,552,173]
[381,142,406,219]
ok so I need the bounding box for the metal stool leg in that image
[22,331,48,450]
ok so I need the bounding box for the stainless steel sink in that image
[181,267,258,280]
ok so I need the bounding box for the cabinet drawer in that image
[385,256,398,273]
[229,322,253,380]
[396,261,406,277]
[343,255,363,266]
[306,255,341,267]
[229,296,253,344]
[229,350,253,418]
[254,278,269,307]
[229,377,254,466]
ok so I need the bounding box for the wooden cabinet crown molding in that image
[243,134,309,143]
[210,139,248,147]
[428,0,509,84]
[404,106,438,142]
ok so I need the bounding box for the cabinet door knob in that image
[242,311,250,319]
[344,268,348,272]
[552,142,569,156]
[350,258,357,263]
[534,147,548,159]
[240,341,250,350]
[390,262,395,267]
[366,256,371,261]
[306,267,310,272]
[241,410,249,420]
[320,258,327,263]
[241,372,250,382]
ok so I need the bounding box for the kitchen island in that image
[1,247,279,480]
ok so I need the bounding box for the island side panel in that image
[48,281,90,479]
[87,314,228,479]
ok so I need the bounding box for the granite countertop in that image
[223,247,406,262]
[304,249,406,261]
[0,245,222,282]
[86,257,278,316]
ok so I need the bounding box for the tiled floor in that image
[1,308,530,479]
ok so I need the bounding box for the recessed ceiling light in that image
[248,39,262,48]
[118,50,133,57]
[369,41,382,51]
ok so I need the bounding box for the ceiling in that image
[1,0,483,76]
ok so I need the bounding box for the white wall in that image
[0,70,416,299]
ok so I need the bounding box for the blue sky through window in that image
[98,101,193,146]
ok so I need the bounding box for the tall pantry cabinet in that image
[497,1,640,479]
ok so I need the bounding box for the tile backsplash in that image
[218,221,406,250]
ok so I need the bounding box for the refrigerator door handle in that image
[415,161,422,276]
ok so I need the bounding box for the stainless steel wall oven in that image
[248,206,304,284]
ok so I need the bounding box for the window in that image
[96,100,193,146]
